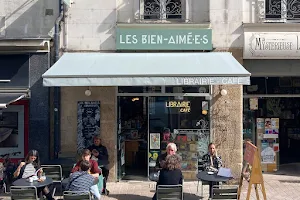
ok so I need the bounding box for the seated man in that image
[88,135,109,194]
[66,160,100,200]
[156,143,177,169]
[71,149,101,200]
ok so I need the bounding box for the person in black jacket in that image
[153,154,183,200]
[88,135,109,194]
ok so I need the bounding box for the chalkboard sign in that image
[77,101,100,153]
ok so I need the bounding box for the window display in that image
[148,96,210,179]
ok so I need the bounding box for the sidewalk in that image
[101,173,300,200]
[0,173,299,200]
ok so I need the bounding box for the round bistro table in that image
[12,177,53,188]
[196,171,232,183]
[197,171,233,198]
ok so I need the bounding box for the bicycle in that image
[0,151,21,193]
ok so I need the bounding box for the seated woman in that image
[71,149,101,200]
[153,154,183,200]
[13,150,54,200]
[202,143,222,199]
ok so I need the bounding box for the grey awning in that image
[0,93,26,109]
[42,52,251,86]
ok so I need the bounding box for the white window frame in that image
[263,0,300,22]
[0,105,24,158]
[136,0,190,22]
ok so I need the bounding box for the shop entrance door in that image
[117,96,148,180]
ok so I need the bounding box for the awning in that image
[0,93,26,109]
[42,52,251,86]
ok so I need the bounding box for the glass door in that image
[117,96,148,180]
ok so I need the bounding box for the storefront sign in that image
[116,27,212,50]
[244,32,300,59]
[165,101,191,113]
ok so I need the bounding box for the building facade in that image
[242,0,300,172]
[0,0,59,162]
[43,0,249,181]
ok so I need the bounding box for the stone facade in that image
[211,48,244,179]
[60,86,117,181]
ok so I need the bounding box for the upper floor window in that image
[265,0,300,20]
[141,0,183,20]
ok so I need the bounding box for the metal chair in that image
[10,186,38,200]
[197,160,210,196]
[63,191,92,200]
[41,165,63,196]
[212,185,238,199]
[156,184,183,200]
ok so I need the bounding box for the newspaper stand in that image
[238,141,267,200]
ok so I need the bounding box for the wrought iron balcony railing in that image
[140,0,183,20]
[265,0,300,20]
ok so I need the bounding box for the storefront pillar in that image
[211,85,243,179]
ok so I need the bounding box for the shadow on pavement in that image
[107,193,202,200]
[267,163,300,177]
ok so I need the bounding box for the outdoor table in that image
[149,172,159,182]
[197,171,233,198]
[12,177,53,188]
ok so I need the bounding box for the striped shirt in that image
[66,171,95,192]
[22,164,36,179]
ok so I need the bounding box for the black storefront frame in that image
[116,86,212,181]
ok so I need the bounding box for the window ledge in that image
[116,22,211,29]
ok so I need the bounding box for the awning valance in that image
[42,52,251,86]
[0,93,26,109]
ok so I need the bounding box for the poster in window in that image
[149,150,160,167]
[249,98,258,110]
[77,101,100,153]
[261,142,276,163]
[150,133,160,149]
[0,112,18,147]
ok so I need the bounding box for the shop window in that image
[149,96,209,132]
[244,77,300,95]
[118,86,162,93]
[141,0,183,20]
[265,0,300,21]
[165,86,209,93]
[0,54,29,89]
[243,77,266,94]
[0,105,25,158]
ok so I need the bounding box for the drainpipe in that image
[53,0,64,159]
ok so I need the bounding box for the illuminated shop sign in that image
[165,101,191,113]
